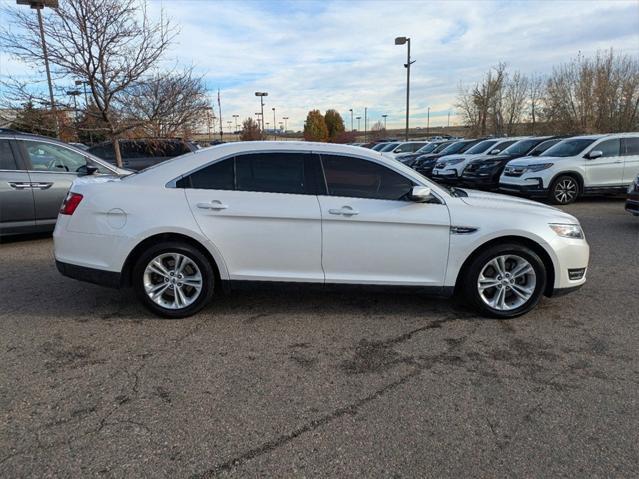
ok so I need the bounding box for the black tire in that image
[132,241,215,318]
[549,175,580,205]
[461,243,547,319]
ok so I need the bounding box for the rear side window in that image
[179,158,234,190]
[320,154,414,201]
[236,153,306,194]
[0,140,19,170]
[595,139,620,158]
[177,153,313,195]
[622,137,639,156]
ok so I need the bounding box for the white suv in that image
[431,137,525,183]
[499,133,639,204]
[54,142,589,319]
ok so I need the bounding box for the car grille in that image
[504,166,525,177]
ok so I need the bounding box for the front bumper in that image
[626,198,639,216]
[499,178,548,197]
[460,173,500,189]
[431,169,460,184]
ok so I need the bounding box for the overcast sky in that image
[1,0,638,131]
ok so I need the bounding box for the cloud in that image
[2,0,638,130]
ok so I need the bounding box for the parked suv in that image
[461,137,565,190]
[381,141,429,159]
[0,129,128,237]
[625,174,639,216]
[499,133,639,204]
[88,138,198,171]
[431,137,524,184]
[413,139,483,178]
[395,141,451,167]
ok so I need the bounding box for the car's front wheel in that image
[549,175,580,205]
[132,242,215,318]
[462,243,547,318]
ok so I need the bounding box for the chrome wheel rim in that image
[477,254,536,311]
[554,178,577,204]
[143,253,203,310]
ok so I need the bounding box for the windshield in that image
[415,143,439,154]
[465,139,499,155]
[371,143,388,151]
[380,142,399,152]
[439,141,470,155]
[541,138,596,157]
[433,141,454,153]
[529,138,561,155]
[501,139,540,156]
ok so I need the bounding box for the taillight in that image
[60,192,83,215]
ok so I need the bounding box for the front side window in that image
[0,140,19,170]
[593,139,620,158]
[529,139,561,156]
[321,154,414,201]
[501,139,540,156]
[23,140,111,174]
[380,143,399,152]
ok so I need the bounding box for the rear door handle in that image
[197,200,228,210]
[328,206,359,216]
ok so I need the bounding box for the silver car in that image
[0,129,129,237]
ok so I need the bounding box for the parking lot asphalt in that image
[1,198,638,478]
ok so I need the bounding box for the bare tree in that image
[121,68,209,138]
[370,121,386,140]
[528,74,545,134]
[1,0,175,167]
[502,71,528,135]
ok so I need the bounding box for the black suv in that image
[460,136,565,190]
[88,138,198,171]
[413,139,484,178]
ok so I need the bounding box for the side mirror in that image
[77,164,98,176]
[490,149,501,155]
[409,186,433,202]
[588,150,603,159]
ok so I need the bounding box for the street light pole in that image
[382,114,388,131]
[447,110,451,128]
[427,106,430,136]
[349,108,353,132]
[282,116,289,132]
[255,92,268,140]
[18,1,59,137]
[232,114,239,135]
[272,107,276,139]
[395,36,414,141]
[364,107,367,142]
[356,116,361,132]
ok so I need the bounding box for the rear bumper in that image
[56,260,122,288]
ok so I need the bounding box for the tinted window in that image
[433,141,454,153]
[0,140,18,170]
[380,143,400,152]
[595,139,620,158]
[466,140,499,155]
[321,154,414,201]
[180,158,234,190]
[529,139,561,156]
[623,137,639,156]
[542,139,596,157]
[439,141,470,155]
[395,142,427,153]
[501,139,541,156]
[416,143,439,154]
[88,143,115,160]
[490,140,516,154]
[236,153,306,194]
[371,143,388,151]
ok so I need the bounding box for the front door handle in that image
[8,182,33,190]
[32,182,53,190]
[197,200,228,210]
[328,206,359,216]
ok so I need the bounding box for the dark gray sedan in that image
[0,129,129,237]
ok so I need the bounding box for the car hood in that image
[458,188,578,221]
[506,155,564,166]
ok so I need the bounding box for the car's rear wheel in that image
[462,243,547,318]
[549,175,579,205]
[132,242,215,318]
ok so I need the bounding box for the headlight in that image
[549,223,584,239]
[525,163,554,172]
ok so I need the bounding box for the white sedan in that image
[54,142,589,319]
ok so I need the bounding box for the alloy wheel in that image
[143,253,203,310]
[554,178,577,204]
[477,254,537,311]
